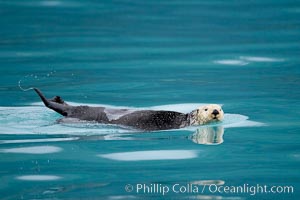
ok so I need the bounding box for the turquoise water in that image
[1,0,300,199]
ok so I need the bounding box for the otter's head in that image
[190,104,224,125]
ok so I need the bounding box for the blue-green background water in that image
[0,0,300,199]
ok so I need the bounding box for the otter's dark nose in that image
[212,109,219,115]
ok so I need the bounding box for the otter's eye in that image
[204,108,208,111]
[220,109,222,111]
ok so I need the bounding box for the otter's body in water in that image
[34,88,224,131]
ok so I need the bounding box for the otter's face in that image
[196,104,224,125]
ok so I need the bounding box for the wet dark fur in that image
[34,88,188,131]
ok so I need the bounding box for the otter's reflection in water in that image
[190,126,224,145]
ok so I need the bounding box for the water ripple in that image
[0,145,62,154]
[16,175,62,181]
[99,150,198,161]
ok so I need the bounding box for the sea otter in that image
[34,88,224,131]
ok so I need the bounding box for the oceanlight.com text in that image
[124,183,294,196]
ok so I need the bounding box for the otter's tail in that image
[34,88,68,116]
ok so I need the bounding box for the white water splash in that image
[18,75,35,91]
[18,71,56,92]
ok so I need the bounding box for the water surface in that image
[0,0,300,199]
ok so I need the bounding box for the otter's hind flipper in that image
[34,88,69,116]
[50,96,68,105]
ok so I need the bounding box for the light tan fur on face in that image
[190,104,224,125]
